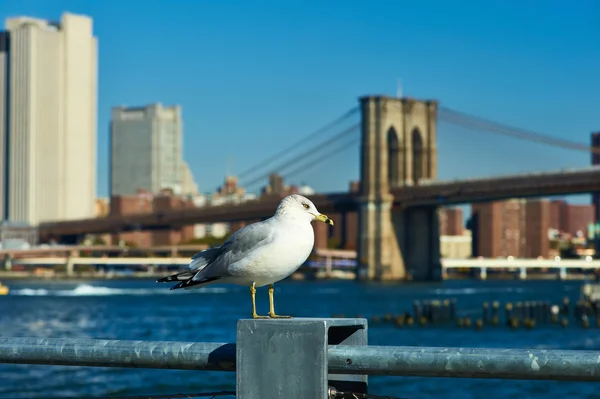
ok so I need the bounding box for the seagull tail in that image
[156,246,223,289]
[156,270,195,283]
[156,269,222,290]
[167,276,222,291]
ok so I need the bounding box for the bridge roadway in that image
[391,166,600,207]
[39,166,600,238]
[39,192,358,238]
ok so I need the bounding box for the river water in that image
[0,278,598,398]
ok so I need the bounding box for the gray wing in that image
[187,247,224,271]
[190,219,276,280]
[156,246,223,284]
[156,219,276,288]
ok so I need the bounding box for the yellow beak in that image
[314,213,334,226]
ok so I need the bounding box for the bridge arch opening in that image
[412,128,423,184]
[387,127,401,188]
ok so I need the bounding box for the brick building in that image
[470,199,532,258]
[470,198,595,258]
[524,200,550,258]
[439,207,464,236]
[108,189,196,247]
[550,200,595,236]
[470,199,527,258]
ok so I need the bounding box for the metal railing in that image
[1,318,600,399]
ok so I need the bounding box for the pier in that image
[1,318,600,398]
[3,250,600,281]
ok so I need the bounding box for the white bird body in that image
[158,194,331,291]
[189,216,314,287]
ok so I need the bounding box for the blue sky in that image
[2,0,599,204]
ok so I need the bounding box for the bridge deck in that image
[39,166,600,237]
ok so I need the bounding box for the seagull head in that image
[275,194,334,226]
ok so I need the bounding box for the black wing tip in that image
[158,275,222,291]
[170,276,222,291]
[170,282,185,290]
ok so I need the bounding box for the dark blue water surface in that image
[0,278,599,398]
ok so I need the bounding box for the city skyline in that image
[0,1,597,200]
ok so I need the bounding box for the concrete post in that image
[236,318,368,399]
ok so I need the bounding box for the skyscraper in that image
[0,31,9,221]
[110,104,193,196]
[593,132,600,223]
[0,13,97,224]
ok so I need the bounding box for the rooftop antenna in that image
[396,79,403,98]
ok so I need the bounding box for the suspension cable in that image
[237,106,359,180]
[439,106,600,155]
[281,136,360,184]
[241,123,360,189]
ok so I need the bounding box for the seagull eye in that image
[302,203,309,209]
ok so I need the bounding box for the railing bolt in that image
[328,386,338,399]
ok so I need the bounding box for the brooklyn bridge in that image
[38,96,600,281]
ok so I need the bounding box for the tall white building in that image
[111,103,196,196]
[0,13,97,224]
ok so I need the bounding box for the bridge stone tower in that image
[357,96,441,281]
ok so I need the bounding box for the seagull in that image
[157,194,334,319]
